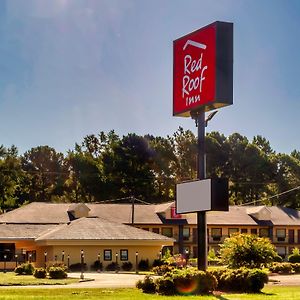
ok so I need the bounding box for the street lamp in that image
[80,250,84,280]
[185,248,189,266]
[159,250,162,260]
[67,255,70,270]
[115,253,119,273]
[28,253,32,264]
[135,251,139,274]
[62,250,65,263]
[15,254,18,268]
[44,251,47,268]
[3,254,7,273]
[97,253,101,272]
[54,255,57,262]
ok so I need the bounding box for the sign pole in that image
[194,107,207,271]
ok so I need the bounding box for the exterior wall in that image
[136,223,300,260]
[35,245,162,269]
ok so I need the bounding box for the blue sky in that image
[0,0,300,154]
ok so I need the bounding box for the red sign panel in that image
[173,21,233,117]
[171,206,182,219]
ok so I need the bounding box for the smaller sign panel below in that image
[176,179,211,214]
[176,178,229,214]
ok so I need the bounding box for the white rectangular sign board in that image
[176,179,212,214]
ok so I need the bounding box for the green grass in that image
[0,286,299,300]
[0,272,78,286]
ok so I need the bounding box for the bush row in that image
[136,268,217,296]
[14,263,68,279]
[209,267,269,293]
[269,262,300,274]
[137,267,268,295]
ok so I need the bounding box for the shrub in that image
[91,260,103,271]
[208,267,268,293]
[136,275,156,294]
[105,262,120,271]
[156,276,176,295]
[48,266,67,279]
[14,263,34,275]
[220,233,277,268]
[152,259,163,267]
[152,264,175,275]
[121,261,132,271]
[273,255,283,262]
[46,262,67,273]
[138,259,149,271]
[34,268,47,279]
[138,267,217,296]
[288,248,300,263]
[292,263,300,273]
[269,262,293,274]
[69,263,87,272]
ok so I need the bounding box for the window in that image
[276,246,286,257]
[251,229,257,235]
[211,228,222,241]
[228,228,239,236]
[120,249,128,261]
[183,228,190,240]
[259,228,269,237]
[276,229,286,242]
[162,227,173,237]
[152,228,159,234]
[104,249,112,261]
[241,229,248,234]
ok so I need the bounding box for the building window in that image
[276,246,286,257]
[211,228,222,241]
[120,249,128,261]
[104,249,112,261]
[162,227,173,237]
[251,228,257,235]
[152,228,159,234]
[259,228,269,237]
[241,229,248,234]
[228,228,239,236]
[183,228,190,240]
[276,229,286,242]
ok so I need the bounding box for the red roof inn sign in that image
[173,21,233,117]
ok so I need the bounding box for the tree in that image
[219,233,277,268]
[102,133,156,200]
[0,145,25,210]
[21,146,66,202]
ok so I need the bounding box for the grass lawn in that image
[0,272,78,286]
[0,286,299,300]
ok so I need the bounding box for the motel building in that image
[0,201,299,269]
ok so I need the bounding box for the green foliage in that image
[121,262,132,271]
[136,275,156,294]
[209,267,268,293]
[14,263,35,275]
[91,260,103,271]
[152,258,163,267]
[220,233,277,268]
[288,247,300,263]
[292,263,300,273]
[105,262,120,271]
[138,268,217,295]
[152,264,175,275]
[3,129,300,209]
[138,259,149,271]
[33,268,47,278]
[48,267,67,279]
[69,263,87,272]
[269,262,294,274]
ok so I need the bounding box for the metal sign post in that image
[193,108,207,270]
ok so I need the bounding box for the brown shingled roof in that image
[35,217,175,242]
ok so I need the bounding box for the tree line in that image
[1,127,300,211]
